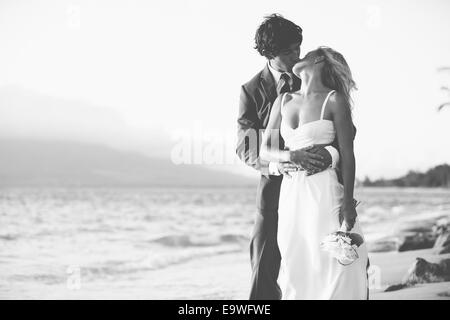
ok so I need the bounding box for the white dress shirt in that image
[267,60,285,84]
[266,61,340,175]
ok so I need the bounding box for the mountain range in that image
[0,85,256,187]
[0,139,256,187]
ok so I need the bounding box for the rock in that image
[403,257,450,284]
[432,217,449,235]
[385,257,450,292]
[367,238,399,252]
[437,290,450,298]
[433,231,450,254]
[398,232,437,252]
[396,219,436,235]
[432,218,450,254]
[437,245,450,254]
[384,283,407,292]
[375,215,450,253]
[434,230,450,247]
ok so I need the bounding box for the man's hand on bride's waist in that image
[288,145,332,175]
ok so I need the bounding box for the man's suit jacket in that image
[236,65,297,212]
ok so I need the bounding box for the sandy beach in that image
[147,248,450,300]
[15,248,448,300]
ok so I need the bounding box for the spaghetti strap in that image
[280,92,288,108]
[320,90,336,120]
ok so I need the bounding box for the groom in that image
[236,14,340,300]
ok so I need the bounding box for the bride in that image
[260,46,369,299]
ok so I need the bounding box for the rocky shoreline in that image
[367,216,450,253]
[367,215,450,296]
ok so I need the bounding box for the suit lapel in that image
[260,65,277,103]
[258,65,301,129]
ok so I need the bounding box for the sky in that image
[1,0,450,180]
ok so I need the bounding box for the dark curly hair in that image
[254,14,303,59]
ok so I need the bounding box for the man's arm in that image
[324,146,340,169]
[259,95,292,164]
[236,85,271,176]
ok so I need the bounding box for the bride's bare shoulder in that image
[328,91,351,115]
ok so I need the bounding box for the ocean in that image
[1,186,449,299]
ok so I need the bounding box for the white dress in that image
[277,90,369,300]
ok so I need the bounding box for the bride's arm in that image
[329,93,357,229]
[259,95,291,163]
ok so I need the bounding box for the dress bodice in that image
[281,119,335,150]
[280,90,336,150]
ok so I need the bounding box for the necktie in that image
[292,74,301,92]
[277,73,292,95]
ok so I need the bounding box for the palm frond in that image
[437,66,450,73]
[437,102,450,112]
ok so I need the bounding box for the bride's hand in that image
[339,201,357,231]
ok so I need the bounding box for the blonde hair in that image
[316,46,357,110]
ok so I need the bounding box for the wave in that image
[0,233,19,241]
[81,246,244,277]
[150,233,249,248]
[144,246,243,271]
[219,234,249,243]
[9,273,64,285]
